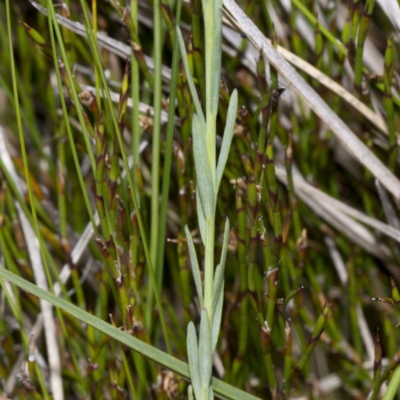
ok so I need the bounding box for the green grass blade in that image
[154,0,184,331]
[147,0,164,329]
[382,365,400,400]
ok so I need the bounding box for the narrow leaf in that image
[213,218,230,311]
[196,188,206,244]
[176,27,206,129]
[199,309,213,389]
[187,322,201,400]
[211,281,224,353]
[118,61,130,122]
[391,277,400,302]
[188,385,195,400]
[213,264,223,309]
[204,5,223,118]
[192,114,215,218]
[184,225,204,307]
[216,89,238,191]
[209,387,215,400]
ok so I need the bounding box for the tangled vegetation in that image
[0,0,400,399]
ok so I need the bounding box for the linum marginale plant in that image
[176,0,238,397]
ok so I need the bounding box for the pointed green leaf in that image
[185,225,204,307]
[213,263,223,309]
[187,322,201,400]
[188,385,195,400]
[391,277,400,302]
[213,218,230,311]
[196,188,206,244]
[204,6,223,118]
[211,280,224,353]
[209,387,214,400]
[176,27,206,129]
[199,309,213,389]
[216,90,238,191]
[192,114,215,218]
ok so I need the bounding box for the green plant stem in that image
[382,365,400,400]
[45,0,98,234]
[371,348,400,400]
[156,0,183,307]
[6,1,57,397]
[130,0,141,189]
[7,0,55,291]
[354,0,375,95]
[147,0,163,327]
[292,0,347,56]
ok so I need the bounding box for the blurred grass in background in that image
[0,0,400,399]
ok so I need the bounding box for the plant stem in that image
[147,0,163,331]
